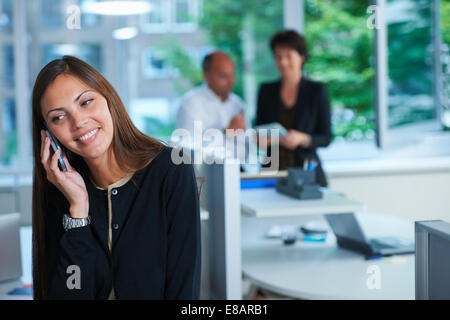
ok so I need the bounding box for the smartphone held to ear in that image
[43,121,68,172]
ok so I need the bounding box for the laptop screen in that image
[324,213,368,243]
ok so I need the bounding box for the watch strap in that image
[63,214,91,231]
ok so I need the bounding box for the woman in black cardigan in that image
[256,30,332,187]
[32,56,200,299]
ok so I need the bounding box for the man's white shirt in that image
[174,84,261,171]
[176,83,244,134]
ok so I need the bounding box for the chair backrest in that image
[416,220,450,300]
[0,212,22,282]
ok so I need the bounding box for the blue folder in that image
[240,179,277,189]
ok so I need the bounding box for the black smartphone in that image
[43,121,68,172]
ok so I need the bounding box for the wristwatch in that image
[62,214,91,231]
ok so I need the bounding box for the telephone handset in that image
[43,121,68,172]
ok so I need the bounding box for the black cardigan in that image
[256,78,332,187]
[44,146,201,299]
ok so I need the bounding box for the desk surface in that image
[241,188,365,217]
[241,213,415,300]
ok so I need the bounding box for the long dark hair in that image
[31,55,163,299]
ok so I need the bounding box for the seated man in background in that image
[176,51,246,136]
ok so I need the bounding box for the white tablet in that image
[254,122,288,137]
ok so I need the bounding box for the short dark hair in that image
[270,30,309,63]
[202,52,214,73]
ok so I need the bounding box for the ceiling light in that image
[112,27,138,40]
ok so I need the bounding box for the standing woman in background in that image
[31,56,201,299]
[256,30,332,187]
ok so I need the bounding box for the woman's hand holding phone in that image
[40,130,89,219]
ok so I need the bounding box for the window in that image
[0,98,16,164]
[441,0,450,129]
[0,0,14,167]
[141,0,198,33]
[386,0,435,128]
[174,0,191,23]
[41,0,63,27]
[30,0,106,84]
[172,0,198,32]
[129,98,174,141]
[305,0,375,143]
[147,0,167,24]
[194,0,283,116]
[138,0,283,140]
[141,0,169,32]
[2,0,448,172]
[371,0,445,151]
[0,0,12,30]
[43,43,102,72]
[41,0,100,29]
[142,47,178,78]
[1,0,107,172]
[80,0,101,27]
[3,45,13,86]
[318,0,448,160]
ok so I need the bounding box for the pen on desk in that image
[304,158,309,170]
[302,235,326,242]
[308,160,318,171]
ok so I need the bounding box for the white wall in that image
[327,167,450,223]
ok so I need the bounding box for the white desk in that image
[241,188,365,217]
[241,213,415,300]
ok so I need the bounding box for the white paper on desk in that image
[303,220,331,234]
[266,224,300,238]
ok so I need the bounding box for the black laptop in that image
[324,213,415,258]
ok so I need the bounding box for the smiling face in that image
[40,73,114,161]
[273,46,304,79]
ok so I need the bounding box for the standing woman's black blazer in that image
[256,77,332,187]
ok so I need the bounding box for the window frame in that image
[140,0,198,34]
[140,0,171,33]
[141,46,179,79]
[170,0,199,33]
[375,0,443,151]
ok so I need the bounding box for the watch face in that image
[63,214,70,230]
